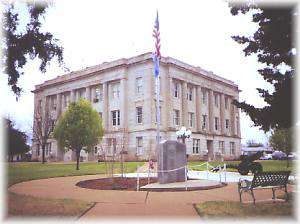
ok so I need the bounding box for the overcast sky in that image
[1,0,282,145]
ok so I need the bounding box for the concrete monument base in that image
[140,179,225,191]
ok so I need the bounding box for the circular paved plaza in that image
[8,174,293,219]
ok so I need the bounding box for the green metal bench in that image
[238,171,290,204]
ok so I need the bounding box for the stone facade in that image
[31,52,241,162]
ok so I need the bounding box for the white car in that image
[260,154,273,160]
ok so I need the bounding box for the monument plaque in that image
[157,140,187,184]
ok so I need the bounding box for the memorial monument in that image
[157,140,187,184]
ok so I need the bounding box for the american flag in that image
[153,11,160,77]
[153,11,161,59]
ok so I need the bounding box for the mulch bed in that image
[76,177,158,191]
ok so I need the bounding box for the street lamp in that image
[176,126,192,144]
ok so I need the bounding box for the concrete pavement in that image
[8,174,292,219]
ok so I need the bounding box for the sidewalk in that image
[8,174,292,219]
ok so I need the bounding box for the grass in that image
[7,161,144,186]
[188,160,295,172]
[195,193,295,219]
[7,192,92,219]
[6,161,144,218]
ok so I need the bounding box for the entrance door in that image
[207,140,213,161]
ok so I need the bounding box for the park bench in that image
[238,171,290,204]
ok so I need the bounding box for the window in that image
[173,110,180,125]
[225,97,228,110]
[136,107,143,124]
[188,112,195,127]
[136,137,143,155]
[94,86,102,102]
[112,83,120,99]
[214,117,219,131]
[202,89,207,105]
[214,94,219,107]
[225,119,230,130]
[112,110,120,126]
[193,139,200,154]
[187,86,193,101]
[173,110,180,126]
[202,115,207,130]
[230,142,235,155]
[136,77,143,94]
[219,141,225,154]
[173,82,179,98]
[94,146,98,154]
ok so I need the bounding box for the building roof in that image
[33,52,239,93]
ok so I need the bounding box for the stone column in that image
[70,90,75,102]
[150,70,155,128]
[85,86,91,101]
[196,86,202,132]
[120,77,128,130]
[220,94,225,135]
[103,82,109,130]
[181,81,188,127]
[208,89,214,133]
[230,97,236,136]
[163,70,171,130]
[56,93,62,117]
[167,76,174,129]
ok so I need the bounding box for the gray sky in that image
[1,0,278,145]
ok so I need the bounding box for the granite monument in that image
[157,140,187,184]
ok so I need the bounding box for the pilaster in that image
[181,81,188,127]
[103,82,109,130]
[196,86,202,132]
[220,94,225,134]
[208,89,214,133]
[85,86,91,102]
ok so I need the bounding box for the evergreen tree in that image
[5,118,30,162]
[229,2,296,131]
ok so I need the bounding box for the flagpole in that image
[153,10,161,173]
[156,59,160,145]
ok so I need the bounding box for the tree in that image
[229,2,296,131]
[269,128,293,167]
[5,118,30,162]
[2,1,65,99]
[53,99,104,170]
[32,102,54,163]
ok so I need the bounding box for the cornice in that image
[33,52,240,93]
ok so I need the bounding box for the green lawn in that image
[188,160,295,172]
[7,192,92,219]
[7,161,144,187]
[195,193,295,219]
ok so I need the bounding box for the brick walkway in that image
[8,174,292,219]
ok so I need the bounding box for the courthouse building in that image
[31,52,241,162]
